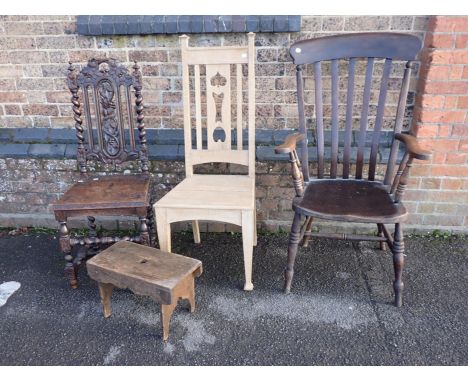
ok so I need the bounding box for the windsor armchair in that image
[154,33,257,291]
[275,33,431,307]
[52,58,154,289]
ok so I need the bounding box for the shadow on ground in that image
[0,231,466,365]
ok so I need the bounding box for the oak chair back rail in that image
[67,58,149,174]
[180,32,256,177]
[290,32,423,185]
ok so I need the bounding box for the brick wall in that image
[0,15,467,234]
[411,16,468,229]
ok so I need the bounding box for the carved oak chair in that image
[154,33,257,291]
[275,33,431,307]
[52,58,153,289]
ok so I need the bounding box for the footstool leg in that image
[98,282,114,318]
[161,301,177,341]
[186,277,196,313]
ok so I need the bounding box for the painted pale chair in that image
[154,33,257,291]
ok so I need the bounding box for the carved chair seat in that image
[295,180,407,224]
[53,175,151,219]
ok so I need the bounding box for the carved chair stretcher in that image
[275,33,432,307]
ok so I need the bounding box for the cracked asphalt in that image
[0,231,466,365]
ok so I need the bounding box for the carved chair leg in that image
[300,216,314,248]
[192,220,201,244]
[139,216,150,247]
[98,282,114,318]
[377,223,387,251]
[147,206,156,247]
[284,212,302,294]
[59,221,77,289]
[87,216,99,256]
[392,223,405,307]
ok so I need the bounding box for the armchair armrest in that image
[395,133,432,161]
[275,133,306,154]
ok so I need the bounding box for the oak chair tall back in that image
[275,33,432,306]
[180,32,256,177]
[52,58,154,289]
[154,33,257,291]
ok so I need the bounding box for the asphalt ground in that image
[0,230,466,365]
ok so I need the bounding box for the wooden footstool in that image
[86,241,202,341]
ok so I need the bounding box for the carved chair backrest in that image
[180,32,256,177]
[290,33,422,188]
[67,58,148,174]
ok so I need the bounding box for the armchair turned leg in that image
[392,223,405,307]
[59,221,77,289]
[377,223,387,251]
[284,212,302,294]
[300,216,314,248]
[139,216,150,247]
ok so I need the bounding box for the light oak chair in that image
[154,33,257,291]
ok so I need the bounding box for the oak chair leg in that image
[300,216,314,247]
[59,220,78,289]
[98,282,114,318]
[377,223,387,251]
[284,212,302,293]
[161,301,177,342]
[155,208,171,253]
[241,210,254,291]
[192,220,201,244]
[254,213,257,247]
[392,223,405,307]
[185,276,196,313]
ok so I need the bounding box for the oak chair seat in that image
[53,175,151,215]
[155,175,255,210]
[295,179,407,224]
[86,241,202,341]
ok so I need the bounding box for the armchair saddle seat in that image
[295,179,407,224]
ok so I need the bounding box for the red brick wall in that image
[411,16,468,229]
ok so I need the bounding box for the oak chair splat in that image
[52,58,155,289]
[276,33,431,307]
[154,33,257,291]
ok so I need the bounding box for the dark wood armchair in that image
[275,33,431,307]
[52,58,154,289]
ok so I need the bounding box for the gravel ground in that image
[0,230,466,365]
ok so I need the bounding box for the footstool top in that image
[87,241,202,304]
